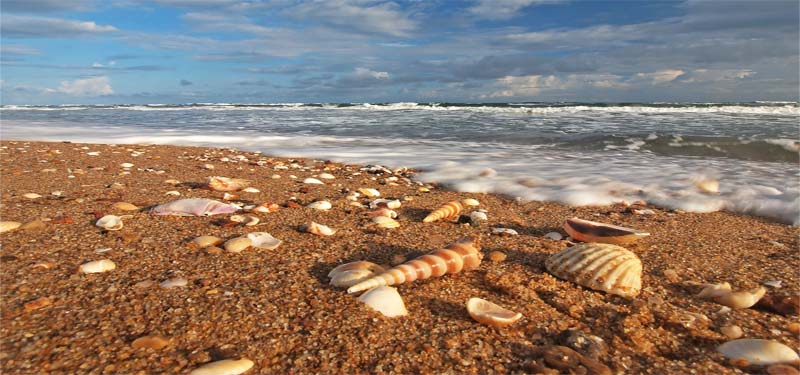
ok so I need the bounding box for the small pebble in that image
[544,232,563,241]
[721,325,744,339]
[131,335,170,350]
[662,269,680,283]
[24,297,52,311]
[161,277,188,288]
[488,251,507,262]
[788,322,800,335]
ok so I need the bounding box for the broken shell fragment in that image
[96,215,130,231]
[23,193,42,199]
[303,177,324,184]
[112,202,139,211]
[358,188,380,197]
[302,221,336,236]
[697,282,732,299]
[222,192,238,201]
[545,243,642,298]
[306,200,332,210]
[230,215,259,226]
[368,208,398,219]
[224,236,253,253]
[717,339,799,366]
[713,286,767,309]
[347,236,481,294]
[369,198,400,209]
[188,236,223,249]
[544,232,564,240]
[189,358,254,375]
[151,198,240,216]
[0,221,22,233]
[318,173,335,179]
[492,227,518,236]
[563,217,650,245]
[423,201,463,223]
[371,216,400,229]
[246,232,282,250]
[24,297,53,311]
[79,259,116,274]
[466,297,523,328]
[207,176,250,192]
[357,286,408,317]
[242,187,260,193]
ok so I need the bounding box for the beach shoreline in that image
[1,140,798,374]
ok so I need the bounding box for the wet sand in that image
[1,141,798,374]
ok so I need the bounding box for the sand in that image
[1,140,798,374]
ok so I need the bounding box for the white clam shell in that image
[717,339,799,366]
[303,178,324,184]
[545,243,642,298]
[246,232,282,250]
[306,201,332,210]
[96,215,130,231]
[357,286,408,317]
[79,259,116,273]
[491,227,518,236]
[189,358,254,375]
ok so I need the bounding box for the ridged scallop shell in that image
[328,261,386,288]
[302,221,336,236]
[0,221,22,233]
[717,339,799,366]
[563,217,650,245]
[371,216,400,228]
[423,201,463,223]
[79,259,116,274]
[545,243,642,298]
[306,200,332,210]
[357,286,408,317]
[347,236,482,294]
[189,358,254,375]
[207,176,250,192]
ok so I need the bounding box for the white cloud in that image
[54,76,114,96]
[1,15,118,38]
[635,69,685,85]
[680,69,754,83]
[468,0,556,20]
[288,0,416,37]
[354,67,390,80]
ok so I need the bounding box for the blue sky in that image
[1,0,798,104]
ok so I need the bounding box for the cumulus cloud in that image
[468,0,558,20]
[635,69,686,85]
[1,15,118,38]
[287,0,416,37]
[53,76,113,96]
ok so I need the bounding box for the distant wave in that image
[2,102,798,115]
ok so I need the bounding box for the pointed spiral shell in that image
[545,243,642,298]
[347,236,482,294]
[422,201,464,223]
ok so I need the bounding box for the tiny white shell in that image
[318,173,335,179]
[160,277,188,288]
[306,201,332,210]
[357,286,408,317]
[492,227,518,236]
[303,221,336,236]
[189,358,254,375]
[96,215,130,231]
[79,259,116,273]
[369,198,400,209]
[303,178,324,184]
[717,339,799,366]
[120,162,134,168]
[246,232,282,250]
[23,193,42,199]
[469,211,488,222]
[763,280,782,288]
[165,190,181,196]
[242,187,260,193]
[544,232,563,240]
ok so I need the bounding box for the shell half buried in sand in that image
[466,297,522,328]
[302,221,336,236]
[189,358,254,375]
[357,286,408,317]
[563,217,650,245]
[246,232,282,250]
[545,243,642,298]
[207,176,251,192]
[717,339,799,366]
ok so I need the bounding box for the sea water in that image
[1,102,798,224]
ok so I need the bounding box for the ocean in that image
[1,102,798,224]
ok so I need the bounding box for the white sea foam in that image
[3,119,797,225]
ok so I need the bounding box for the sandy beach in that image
[1,140,798,374]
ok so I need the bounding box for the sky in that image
[1,0,798,104]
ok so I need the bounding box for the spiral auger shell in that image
[347,236,482,294]
[423,201,464,223]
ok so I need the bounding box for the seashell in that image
[24,296,52,311]
[164,179,180,185]
[207,176,250,192]
[79,259,116,274]
[224,236,252,253]
[347,236,482,294]
[563,217,650,245]
[188,236,223,249]
[346,194,360,201]
[303,177,324,184]
[717,339,799,366]
[165,190,181,196]
[357,286,408,317]
[371,216,400,229]
[51,191,63,196]
[369,198,400,209]
[545,243,642,298]
[713,286,767,309]
[697,282,732,298]
[764,280,783,288]
[302,221,336,236]
[230,215,259,226]
[132,335,170,350]
[96,215,131,231]
[358,188,380,197]
[492,227,518,236]
[252,202,279,213]
[151,198,240,216]
[246,232,282,250]
[306,200,332,210]
[222,192,238,200]
[469,211,488,222]
[462,198,480,207]
[242,187,260,193]
[0,221,22,233]
[466,297,523,328]
[544,232,563,240]
[423,201,463,223]
[112,202,139,211]
[23,193,42,199]
[120,162,134,168]
[368,208,398,219]
[160,277,188,288]
[202,164,215,170]
[329,261,387,288]
[695,178,719,194]
[318,173,335,179]
[721,325,744,339]
[189,358,254,375]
